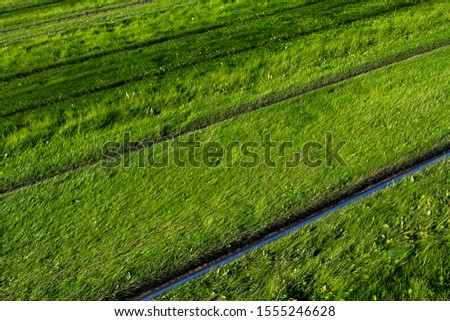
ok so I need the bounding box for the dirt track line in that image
[1,43,447,195]
[1,3,418,118]
[131,147,450,301]
[0,0,325,83]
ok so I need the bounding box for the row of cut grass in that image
[2,1,449,191]
[161,159,450,301]
[2,46,449,300]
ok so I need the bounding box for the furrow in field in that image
[0,43,447,193]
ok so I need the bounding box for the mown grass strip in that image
[2,47,449,300]
[142,151,450,300]
[160,158,450,301]
[1,1,449,191]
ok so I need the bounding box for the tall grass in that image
[1,47,449,300]
[1,1,449,190]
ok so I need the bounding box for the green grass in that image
[1,0,314,63]
[0,0,62,15]
[2,1,449,190]
[1,46,449,300]
[2,0,449,302]
[1,0,414,106]
[161,159,450,301]
[0,0,154,28]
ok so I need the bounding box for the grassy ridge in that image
[1,47,449,300]
[161,159,450,301]
[2,0,410,111]
[1,1,449,190]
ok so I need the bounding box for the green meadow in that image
[1,0,449,301]
[2,46,449,300]
[2,1,449,190]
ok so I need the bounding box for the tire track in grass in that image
[0,0,325,83]
[1,2,421,118]
[0,0,172,34]
[1,43,448,195]
[133,148,450,300]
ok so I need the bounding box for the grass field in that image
[2,46,449,300]
[161,159,450,301]
[1,0,449,301]
[2,1,449,191]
